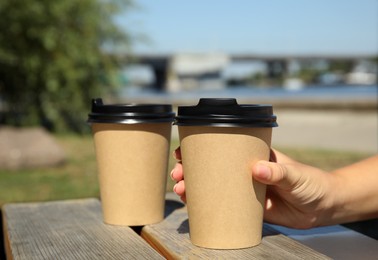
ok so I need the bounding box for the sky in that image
[118,0,378,56]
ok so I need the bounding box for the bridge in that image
[117,53,377,91]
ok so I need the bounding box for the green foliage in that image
[0,0,134,133]
[296,68,322,84]
[328,60,354,72]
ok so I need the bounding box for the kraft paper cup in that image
[88,98,175,226]
[174,98,278,249]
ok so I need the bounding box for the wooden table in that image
[2,194,375,259]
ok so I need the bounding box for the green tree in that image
[0,0,134,133]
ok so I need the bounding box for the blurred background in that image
[0,0,377,221]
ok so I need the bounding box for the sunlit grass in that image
[0,135,98,205]
[0,134,371,206]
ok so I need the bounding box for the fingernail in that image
[170,169,175,180]
[173,183,177,193]
[256,164,271,180]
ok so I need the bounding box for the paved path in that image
[269,109,377,153]
[171,109,377,154]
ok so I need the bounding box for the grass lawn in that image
[0,134,373,206]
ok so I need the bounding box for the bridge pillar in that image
[129,55,170,91]
[151,65,168,91]
[266,60,288,79]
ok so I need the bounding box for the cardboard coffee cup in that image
[88,98,175,226]
[174,98,278,249]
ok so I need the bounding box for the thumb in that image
[252,161,301,191]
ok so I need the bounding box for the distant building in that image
[167,53,229,92]
[283,78,305,90]
[346,60,377,85]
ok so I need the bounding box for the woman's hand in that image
[170,147,378,228]
[251,149,336,228]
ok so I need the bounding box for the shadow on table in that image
[268,223,378,260]
[176,221,282,236]
[343,219,378,240]
[131,198,185,235]
[177,219,189,234]
[165,199,185,218]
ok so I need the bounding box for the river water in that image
[119,84,377,105]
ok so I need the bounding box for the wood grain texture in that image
[142,200,331,259]
[2,198,163,260]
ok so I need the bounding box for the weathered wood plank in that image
[2,198,164,260]
[142,203,331,259]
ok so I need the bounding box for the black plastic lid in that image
[174,98,278,127]
[87,98,175,124]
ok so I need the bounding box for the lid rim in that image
[174,122,278,127]
[88,98,175,124]
[88,119,175,124]
[88,112,175,118]
[174,98,278,128]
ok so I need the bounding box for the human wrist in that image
[325,170,370,225]
[320,172,349,226]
